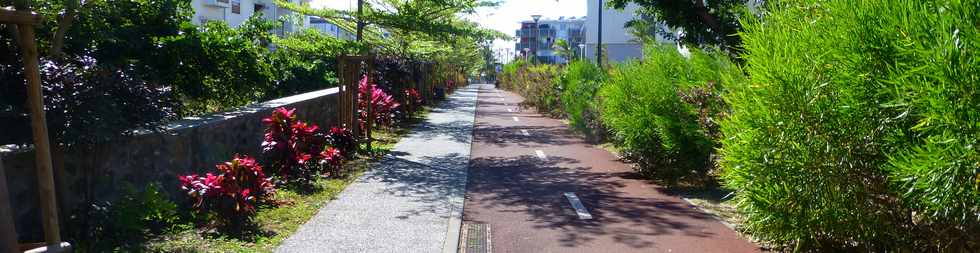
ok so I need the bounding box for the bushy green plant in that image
[720,0,980,250]
[179,155,275,231]
[156,17,277,115]
[267,29,357,99]
[599,44,739,184]
[558,60,606,140]
[67,183,181,252]
[496,61,562,115]
[496,60,526,91]
[519,65,562,115]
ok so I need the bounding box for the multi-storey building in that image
[190,0,310,36]
[584,1,643,63]
[309,17,355,40]
[514,16,587,64]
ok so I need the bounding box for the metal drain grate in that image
[459,222,491,253]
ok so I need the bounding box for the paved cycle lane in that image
[462,84,761,253]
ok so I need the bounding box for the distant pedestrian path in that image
[277,84,479,253]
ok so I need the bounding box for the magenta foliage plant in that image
[357,75,400,131]
[261,107,326,185]
[178,154,274,230]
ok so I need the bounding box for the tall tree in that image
[607,0,752,52]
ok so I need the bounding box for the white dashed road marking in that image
[535,150,547,159]
[563,192,593,220]
[512,117,519,122]
[507,108,513,112]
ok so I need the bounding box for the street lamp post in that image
[531,14,542,64]
[596,0,603,65]
[578,43,586,61]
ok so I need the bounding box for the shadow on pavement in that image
[465,154,719,249]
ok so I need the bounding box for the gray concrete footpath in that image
[276,84,479,253]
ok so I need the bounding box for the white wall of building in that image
[310,18,355,40]
[539,18,585,63]
[190,0,309,35]
[584,1,643,63]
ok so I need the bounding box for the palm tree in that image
[552,38,575,63]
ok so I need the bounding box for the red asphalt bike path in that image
[462,84,761,253]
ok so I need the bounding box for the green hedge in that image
[557,60,606,140]
[497,61,562,116]
[599,44,742,184]
[720,0,980,250]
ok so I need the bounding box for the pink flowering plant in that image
[178,154,274,230]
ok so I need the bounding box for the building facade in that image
[584,1,643,63]
[514,16,586,64]
[309,17,355,40]
[190,0,310,36]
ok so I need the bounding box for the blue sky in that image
[310,0,587,60]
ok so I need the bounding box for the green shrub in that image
[558,60,606,140]
[267,29,355,100]
[496,60,525,91]
[157,18,277,115]
[519,65,562,115]
[599,44,740,184]
[496,61,562,116]
[720,0,980,250]
[67,183,181,252]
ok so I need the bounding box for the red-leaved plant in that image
[178,154,274,230]
[358,75,400,132]
[261,107,326,185]
[327,126,356,159]
[403,88,423,114]
[446,80,456,92]
[318,147,345,177]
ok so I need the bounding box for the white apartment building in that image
[515,16,587,64]
[584,1,643,63]
[309,17,355,40]
[190,0,310,36]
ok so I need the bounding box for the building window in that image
[218,0,229,3]
[232,0,241,14]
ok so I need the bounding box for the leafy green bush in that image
[67,183,181,252]
[519,65,562,115]
[496,61,562,116]
[156,18,277,115]
[557,60,606,141]
[496,60,526,91]
[268,29,356,100]
[720,0,980,250]
[599,44,740,184]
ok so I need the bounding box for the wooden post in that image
[364,60,373,153]
[17,21,62,247]
[0,156,19,253]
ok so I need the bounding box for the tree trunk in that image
[50,0,80,57]
[693,0,724,40]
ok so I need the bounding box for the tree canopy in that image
[607,0,751,52]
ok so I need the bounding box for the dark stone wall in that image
[1,87,340,241]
